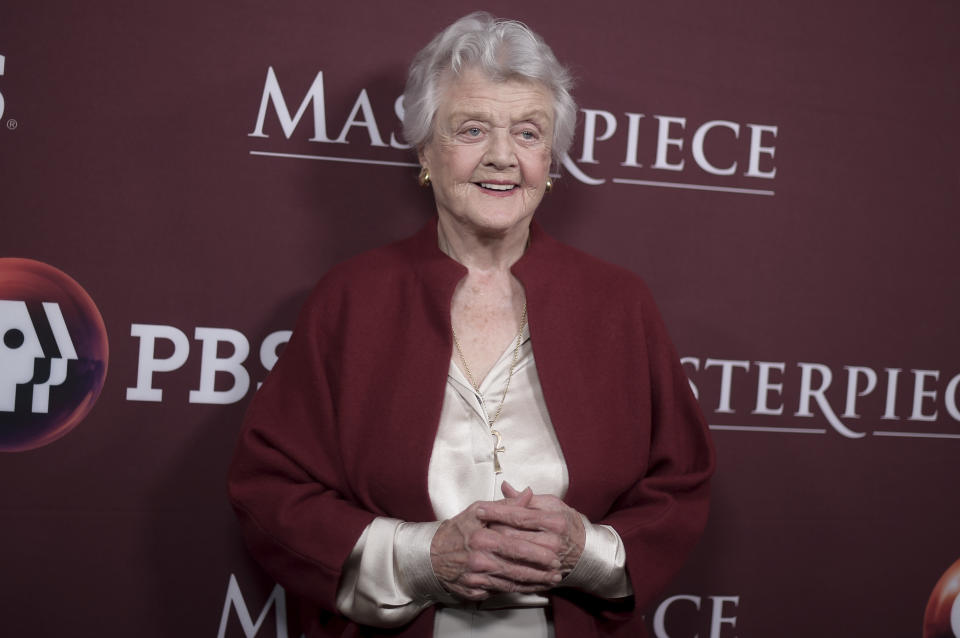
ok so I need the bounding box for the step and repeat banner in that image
[1,1,958,636]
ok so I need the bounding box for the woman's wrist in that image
[396,520,450,601]
[559,516,633,599]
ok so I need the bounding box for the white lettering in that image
[752,361,785,416]
[909,369,939,421]
[249,67,338,142]
[709,596,739,638]
[126,324,190,402]
[653,594,701,638]
[259,330,292,373]
[621,112,646,167]
[704,358,750,413]
[653,115,686,171]
[881,367,901,420]
[795,362,863,438]
[946,373,960,422]
[842,366,878,418]
[335,89,387,146]
[680,356,701,400]
[389,95,411,149]
[745,124,777,178]
[189,328,250,405]
[257,330,292,390]
[692,120,740,176]
[561,152,605,185]
[217,574,291,638]
[579,109,617,164]
[246,69,782,192]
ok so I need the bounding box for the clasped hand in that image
[430,481,586,601]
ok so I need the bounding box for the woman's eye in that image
[465,127,482,136]
[520,130,537,140]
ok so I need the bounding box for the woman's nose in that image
[482,130,517,169]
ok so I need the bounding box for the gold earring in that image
[418,167,431,187]
[545,178,553,193]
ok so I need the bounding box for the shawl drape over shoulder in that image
[228,222,715,637]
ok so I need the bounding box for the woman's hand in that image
[480,481,586,574]
[430,488,565,601]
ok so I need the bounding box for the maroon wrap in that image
[227,221,715,637]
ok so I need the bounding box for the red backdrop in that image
[1,1,958,636]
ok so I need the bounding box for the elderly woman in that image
[228,12,714,638]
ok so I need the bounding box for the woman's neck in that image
[436,217,530,274]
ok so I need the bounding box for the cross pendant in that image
[490,428,505,475]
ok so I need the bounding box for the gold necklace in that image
[451,302,528,475]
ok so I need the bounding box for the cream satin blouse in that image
[336,327,632,635]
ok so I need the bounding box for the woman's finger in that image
[500,480,523,499]
[471,527,561,568]
[488,523,564,553]
[476,503,566,534]
[500,483,532,508]
[464,552,562,587]
[470,574,555,595]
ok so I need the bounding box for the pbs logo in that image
[0,259,108,451]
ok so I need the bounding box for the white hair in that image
[402,12,576,168]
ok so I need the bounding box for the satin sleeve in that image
[335,518,447,628]
[563,516,633,598]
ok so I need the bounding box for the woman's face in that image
[419,67,554,239]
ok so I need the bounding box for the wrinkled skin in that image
[430,481,586,601]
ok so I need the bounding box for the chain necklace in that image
[451,302,528,475]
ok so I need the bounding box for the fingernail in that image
[551,560,561,569]
[552,573,563,583]
[476,508,486,517]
